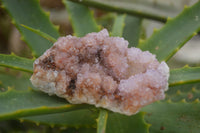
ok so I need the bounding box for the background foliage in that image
[0,0,200,132]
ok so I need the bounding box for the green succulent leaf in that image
[1,0,60,57]
[165,87,200,102]
[0,70,34,92]
[111,14,126,37]
[0,89,92,121]
[0,120,96,133]
[167,82,200,95]
[142,101,200,133]
[169,67,200,86]
[21,24,57,43]
[63,0,100,37]
[1,0,200,132]
[22,109,98,128]
[106,112,149,133]
[165,81,200,101]
[0,54,33,73]
[97,109,108,133]
[138,1,200,61]
[68,0,180,22]
[60,128,96,133]
[123,15,142,47]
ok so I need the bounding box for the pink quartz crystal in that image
[30,29,169,115]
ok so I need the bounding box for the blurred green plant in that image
[0,0,200,132]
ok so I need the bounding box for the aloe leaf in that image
[68,0,179,22]
[111,14,126,37]
[0,89,91,121]
[165,66,200,102]
[63,0,100,37]
[138,2,200,61]
[1,0,60,57]
[61,128,96,133]
[0,54,33,73]
[0,70,34,91]
[165,87,200,102]
[167,82,200,95]
[21,24,57,43]
[60,128,96,133]
[22,109,98,128]
[0,120,96,133]
[106,112,149,133]
[169,67,200,86]
[97,109,108,133]
[111,14,142,46]
[165,82,200,101]
[123,15,142,47]
[142,101,200,133]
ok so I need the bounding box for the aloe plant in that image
[0,0,200,132]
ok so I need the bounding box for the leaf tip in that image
[183,64,189,68]
[96,118,99,123]
[97,25,102,31]
[0,4,5,9]
[184,5,189,9]
[139,39,145,44]
[32,56,36,61]
[167,17,172,22]
[166,99,172,103]
[20,35,25,41]
[147,123,151,129]
[176,90,182,95]
[7,86,14,91]
[28,87,34,91]
[192,87,196,92]
[10,52,16,56]
[193,98,199,103]
[75,125,81,129]
[31,51,37,58]
[45,11,50,17]
[50,124,55,128]
[153,28,159,33]
[180,99,186,103]
[193,32,197,36]
[35,122,40,126]
[19,119,24,123]
[11,19,16,25]
[54,25,60,31]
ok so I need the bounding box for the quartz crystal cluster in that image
[30,29,169,115]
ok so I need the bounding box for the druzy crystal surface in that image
[30,29,169,115]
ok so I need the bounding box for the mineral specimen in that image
[30,29,169,115]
